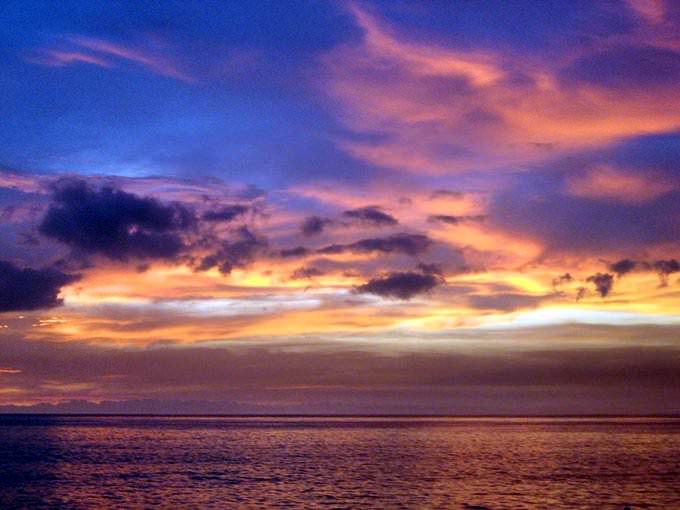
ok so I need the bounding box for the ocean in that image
[1,416,678,509]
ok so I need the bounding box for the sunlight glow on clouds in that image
[1,0,680,412]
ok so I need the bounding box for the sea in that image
[0,416,678,509]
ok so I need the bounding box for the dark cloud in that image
[428,214,485,225]
[430,189,463,200]
[290,267,325,280]
[40,180,194,261]
[279,246,310,258]
[609,259,638,277]
[652,259,680,286]
[342,206,398,226]
[0,261,80,312]
[551,273,572,289]
[562,46,680,89]
[586,272,614,298]
[606,258,680,286]
[202,205,249,222]
[356,271,442,299]
[301,216,334,237]
[196,227,265,275]
[416,262,444,277]
[318,233,432,257]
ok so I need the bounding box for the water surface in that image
[1,416,678,509]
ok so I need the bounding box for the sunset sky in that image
[1,0,680,414]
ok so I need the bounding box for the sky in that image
[1,0,680,414]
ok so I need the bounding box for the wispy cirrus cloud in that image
[25,35,196,83]
[322,4,680,174]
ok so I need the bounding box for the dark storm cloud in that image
[39,180,194,261]
[197,227,265,275]
[356,271,442,299]
[0,261,80,312]
[428,214,485,225]
[342,206,398,226]
[301,215,334,237]
[586,273,614,298]
[562,46,680,89]
[318,233,432,257]
[202,205,249,222]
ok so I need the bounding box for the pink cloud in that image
[24,49,113,68]
[564,165,676,204]
[25,36,195,83]
[626,0,666,24]
[322,5,680,175]
[69,36,196,83]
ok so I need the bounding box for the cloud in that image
[586,273,615,297]
[607,258,680,285]
[2,329,680,414]
[416,262,444,277]
[489,162,680,256]
[27,36,196,83]
[652,259,680,286]
[626,0,667,24]
[196,227,265,275]
[290,267,325,280]
[301,215,334,237]
[467,293,549,312]
[0,261,79,312]
[318,233,432,256]
[342,206,398,226]
[356,271,442,300]
[202,205,249,222]
[24,49,114,69]
[324,6,680,175]
[563,45,680,90]
[564,165,675,204]
[39,179,194,261]
[279,246,310,258]
[428,214,485,225]
[609,259,639,277]
[430,189,464,200]
[551,273,573,289]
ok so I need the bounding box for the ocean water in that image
[0,416,678,509]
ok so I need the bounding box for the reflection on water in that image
[1,416,678,509]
